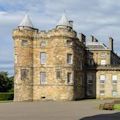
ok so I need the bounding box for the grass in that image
[0,92,14,101]
[0,100,13,103]
[114,104,120,110]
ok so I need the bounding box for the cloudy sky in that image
[0,0,120,76]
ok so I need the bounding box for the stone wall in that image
[13,26,85,101]
[96,70,120,99]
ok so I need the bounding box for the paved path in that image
[0,99,119,120]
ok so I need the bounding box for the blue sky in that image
[0,0,120,76]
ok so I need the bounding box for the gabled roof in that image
[86,41,109,50]
[19,14,33,28]
[57,13,71,27]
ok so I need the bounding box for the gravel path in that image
[0,99,119,120]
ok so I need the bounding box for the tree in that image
[0,72,14,92]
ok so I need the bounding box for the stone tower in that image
[13,14,85,101]
[13,15,38,101]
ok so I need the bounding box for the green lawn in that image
[114,104,120,110]
[0,92,14,101]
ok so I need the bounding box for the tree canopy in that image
[0,72,13,92]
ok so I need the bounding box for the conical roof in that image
[57,13,71,27]
[19,14,33,28]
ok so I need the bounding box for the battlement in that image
[13,26,77,41]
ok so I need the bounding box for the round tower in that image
[46,13,77,100]
[13,14,38,101]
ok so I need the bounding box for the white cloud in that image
[0,0,120,75]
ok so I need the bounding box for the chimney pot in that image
[79,33,86,44]
[109,37,114,51]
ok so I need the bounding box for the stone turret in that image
[56,13,73,29]
[13,14,38,101]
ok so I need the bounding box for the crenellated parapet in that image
[13,27,38,40]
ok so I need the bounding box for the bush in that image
[0,92,14,101]
[0,72,14,92]
[114,104,120,110]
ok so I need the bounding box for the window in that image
[100,75,105,83]
[67,72,72,83]
[87,75,93,84]
[40,72,46,84]
[87,85,93,96]
[100,90,105,96]
[87,75,93,96]
[40,52,46,64]
[112,75,117,84]
[80,61,83,70]
[112,90,117,97]
[88,54,93,58]
[88,59,94,66]
[21,40,28,46]
[56,70,61,79]
[66,40,72,46]
[100,60,106,65]
[101,53,106,58]
[80,76,83,85]
[67,54,72,64]
[21,69,28,80]
[40,41,46,47]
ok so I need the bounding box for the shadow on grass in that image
[80,112,120,120]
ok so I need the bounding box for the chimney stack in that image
[109,37,114,51]
[91,35,95,42]
[79,33,86,44]
[95,38,98,42]
[90,35,98,42]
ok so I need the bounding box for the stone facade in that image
[13,14,120,101]
[13,22,85,101]
[86,36,120,99]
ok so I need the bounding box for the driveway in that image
[0,99,119,120]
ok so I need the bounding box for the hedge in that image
[0,92,14,101]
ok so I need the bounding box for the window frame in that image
[67,53,73,64]
[100,75,106,84]
[56,70,61,79]
[100,90,105,96]
[21,40,28,46]
[112,90,117,97]
[87,74,93,84]
[40,72,47,84]
[21,69,29,80]
[67,72,73,84]
[112,75,117,84]
[100,60,106,65]
[40,41,46,48]
[40,52,46,64]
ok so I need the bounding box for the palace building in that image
[12,14,120,101]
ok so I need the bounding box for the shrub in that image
[114,104,120,110]
[0,92,14,101]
